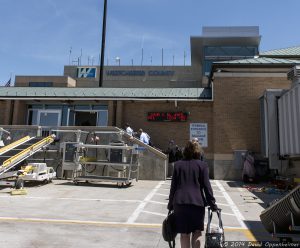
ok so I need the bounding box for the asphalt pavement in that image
[0,179,284,248]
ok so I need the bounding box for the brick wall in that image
[64,65,202,88]
[0,101,11,125]
[15,76,75,87]
[120,101,213,152]
[12,101,27,125]
[213,76,291,154]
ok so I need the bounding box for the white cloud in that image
[107,17,179,50]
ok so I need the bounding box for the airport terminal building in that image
[1,26,300,179]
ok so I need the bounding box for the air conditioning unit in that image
[260,185,300,239]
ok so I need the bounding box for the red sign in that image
[147,112,188,122]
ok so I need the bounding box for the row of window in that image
[27,104,108,127]
[203,46,258,76]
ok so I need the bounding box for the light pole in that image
[99,0,107,87]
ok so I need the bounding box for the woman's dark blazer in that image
[167,159,217,210]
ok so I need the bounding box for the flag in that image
[4,78,11,87]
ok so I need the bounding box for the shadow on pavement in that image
[244,220,277,242]
[53,180,133,189]
[226,181,300,242]
[226,181,288,208]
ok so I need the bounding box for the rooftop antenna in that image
[141,48,144,66]
[162,48,164,66]
[69,46,72,65]
[184,50,186,66]
[72,57,80,66]
[80,48,83,65]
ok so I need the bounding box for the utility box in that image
[233,150,247,169]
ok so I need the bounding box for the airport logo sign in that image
[77,67,97,78]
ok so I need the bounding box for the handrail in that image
[121,131,167,160]
[0,128,10,135]
[0,136,31,155]
[76,143,134,150]
[1,135,55,169]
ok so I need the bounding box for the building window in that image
[27,109,39,125]
[68,110,108,126]
[203,46,258,75]
[37,110,62,126]
[27,104,108,127]
[97,110,108,126]
[29,82,53,87]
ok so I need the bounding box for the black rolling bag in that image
[205,208,225,248]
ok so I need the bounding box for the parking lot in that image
[0,179,276,248]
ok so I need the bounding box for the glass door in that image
[37,110,62,126]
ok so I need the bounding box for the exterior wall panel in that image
[15,76,75,87]
[279,84,300,156]
[64,66,202,88]
[212,75,291,178]
[260,90,287,170]
[121,101,213,152]
[213,76,291,154]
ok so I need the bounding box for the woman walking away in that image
[167,141,218,248]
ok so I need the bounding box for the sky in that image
[1,0,300,84]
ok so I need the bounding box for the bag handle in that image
[216,208,223,230]
[207,207,223,232]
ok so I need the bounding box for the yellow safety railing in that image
[0,136,31,155]
[1,135,55,169]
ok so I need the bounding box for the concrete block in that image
[213,159,243,180]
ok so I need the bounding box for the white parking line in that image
[214,202,230,206]
[214,195,225,198]
[142,210,167,217]
[213,189,230,193]
[159,188,170,191]
[156,193,169,197]
[215,180,247,228]
[148,200,167,205]
[126,181,164,224]
[221,212,236,216]
[0,195,142,203]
